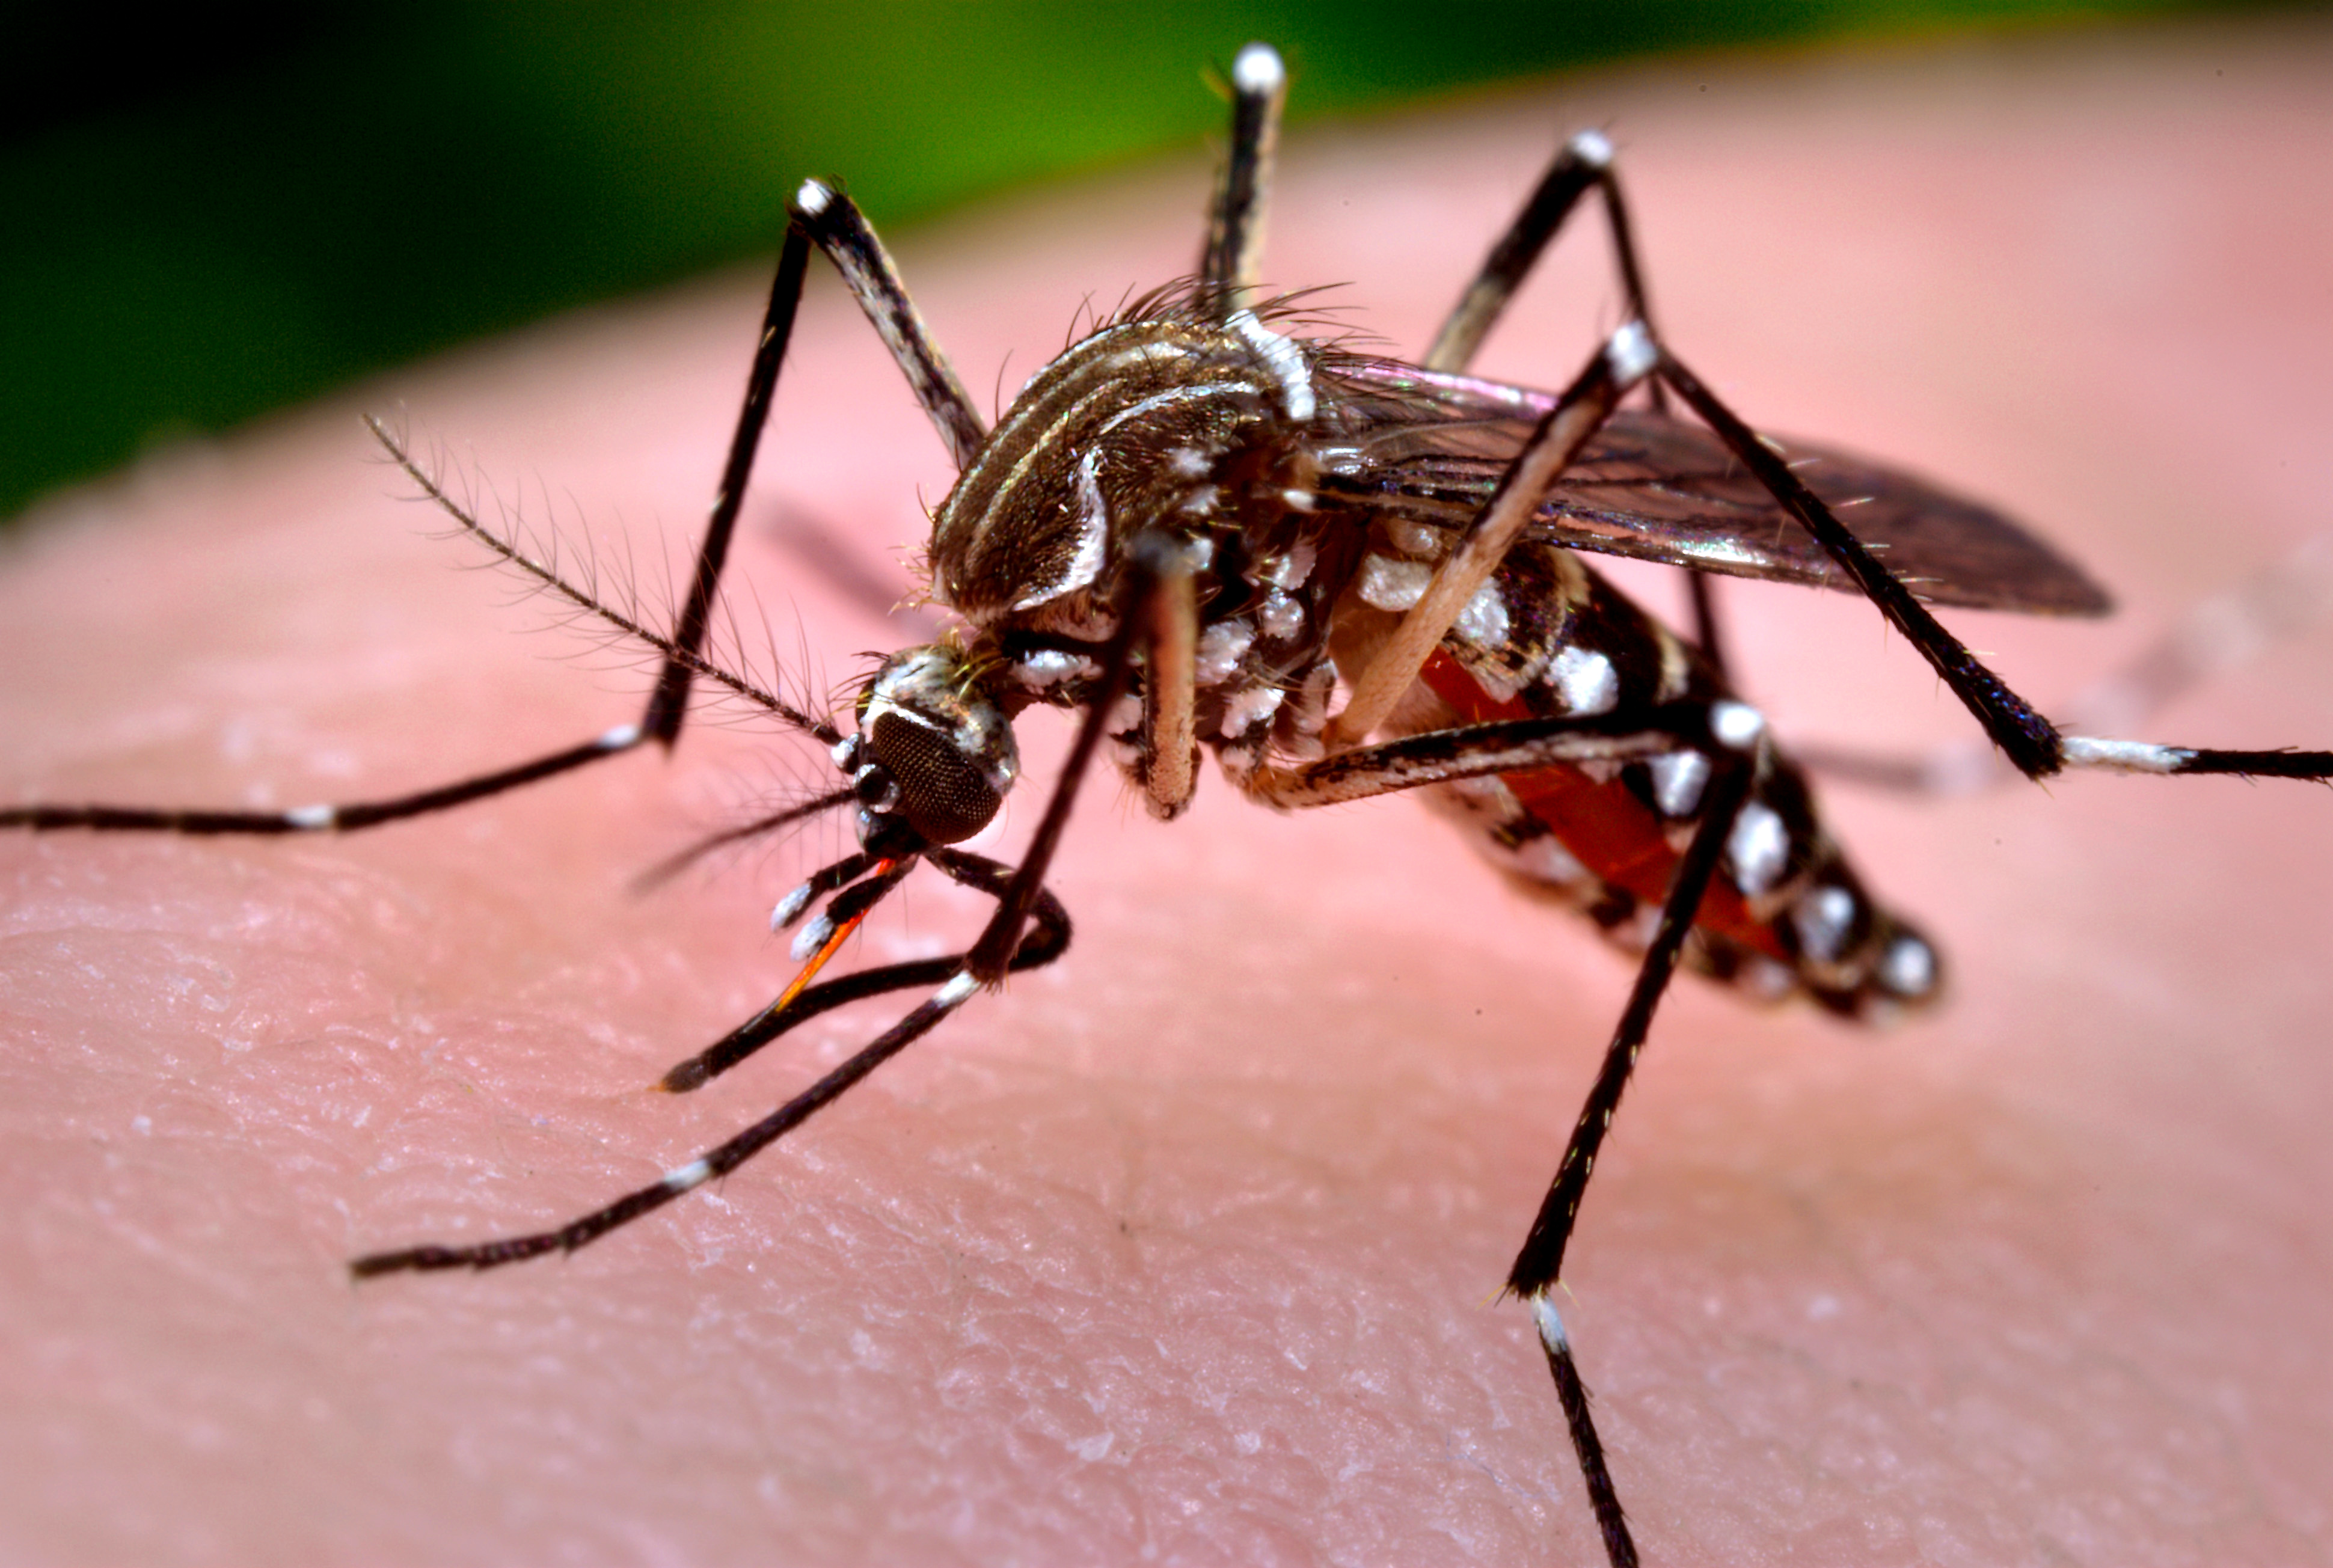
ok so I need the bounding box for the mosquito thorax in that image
[930,305,1325,625]
[925,299,1361,791]
[838,646,1019,853]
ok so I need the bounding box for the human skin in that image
[4,22,2332,1566]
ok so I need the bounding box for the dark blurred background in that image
[2,0,2235,523]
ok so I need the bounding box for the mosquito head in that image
[836,646,1020,854]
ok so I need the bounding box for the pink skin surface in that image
[5,22,2332,1566]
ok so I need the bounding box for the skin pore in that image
[4,23,2331,1564]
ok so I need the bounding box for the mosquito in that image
[6,43,2328,1568]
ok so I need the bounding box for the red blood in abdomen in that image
[1420,651,1788,964]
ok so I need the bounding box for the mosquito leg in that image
[658,850,1070,1092]
[1256,688,1767,1568]
[789,181,986,468]
[3,421,842,839]
[0,726,651,836]
[1507,752,1756,1568]
[1426,127,1658,376]
[352,844,1071,1274]
[1198,42,1287,316]
[964,533,1172,981]
[448,182,983,753]
[1249,701,1738,810]
[4,234,830,837]
[1328,323,1652,750]
[1660,348,2065,772]
[1798,537,2333,795]
[1138,537,1202,819]
[1421,128,1757,674]
[1685,570,1731,685]
[639,224,818,746]
[649,177,979,744]
[350,955,993,1277]
[1657,349,2333,783]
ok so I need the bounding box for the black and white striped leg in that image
[1198,41,1288,315]
[1420,125,1758,676]
[1655,350,2333,785]
[788,180,986,468]
[1249,700,1749,811]
[1330,323,1652,749]
[0,723,652,836]
[354,544,1168,1277]
[963,532,1170,981]
[1800,538,2333,795]
[642,222,816,745]
[1507,751,1758,1568]
[4,230,848,838]
[1,412,710,831]
[349,958,994,1278]
[1424,124,1659,377]
[1795,731,2333,792]
[658,848,1071,1093]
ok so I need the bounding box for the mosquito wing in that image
[1316,357,2112,616]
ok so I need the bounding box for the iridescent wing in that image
[1316,357,2112,616]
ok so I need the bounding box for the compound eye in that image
[866,712,1004,845]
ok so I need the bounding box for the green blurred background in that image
[4,0,2227,523]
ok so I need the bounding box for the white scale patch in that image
[1452,580,1509,651]
[1726,801,1789,898]
[1385,519,1442,559]
[1014,649,1088,688]
[790,913,835,963]
[1530,1292,1572,1352]
[1013,451,1112,611]
[1261,538,1316,590]
[768,881,815,932]
[1232,41,1284,94]
[1548,645,1617,715]
[1605,320,1657,385]
[1228,310,1316,421]
[1194,619,1255,685]
[1357,553,1432,612]
[1612,902,1663,953]
[664,1157,714,1193]
[1218,685,1286,740]
[1678,537,1766,569]
[1710,699,1765,750]
[2062,736,2190,774]
[1792,884,1857,963]
[1257,589,1305,643]
[1444,774,1518,812]
[1647,750,1711,818]
[1880,934,1937,996]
